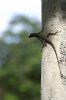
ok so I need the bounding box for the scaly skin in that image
[29,29,66,79]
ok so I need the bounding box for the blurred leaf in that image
[4,93,19,100]
[0,15,41,100]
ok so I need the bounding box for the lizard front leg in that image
[47,30,61,38]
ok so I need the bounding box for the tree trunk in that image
[41,0,66,99]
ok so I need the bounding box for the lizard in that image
[29,28,66,79]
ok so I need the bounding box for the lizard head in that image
[29,28,44,44]
[29,33,39,38]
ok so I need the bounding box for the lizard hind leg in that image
[42,43,47,48]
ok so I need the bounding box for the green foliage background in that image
[0,15,41,100]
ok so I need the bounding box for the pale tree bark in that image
[41,0,66,100]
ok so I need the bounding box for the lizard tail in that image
[49,42,65,78]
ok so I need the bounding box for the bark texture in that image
[41,0,66,99]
